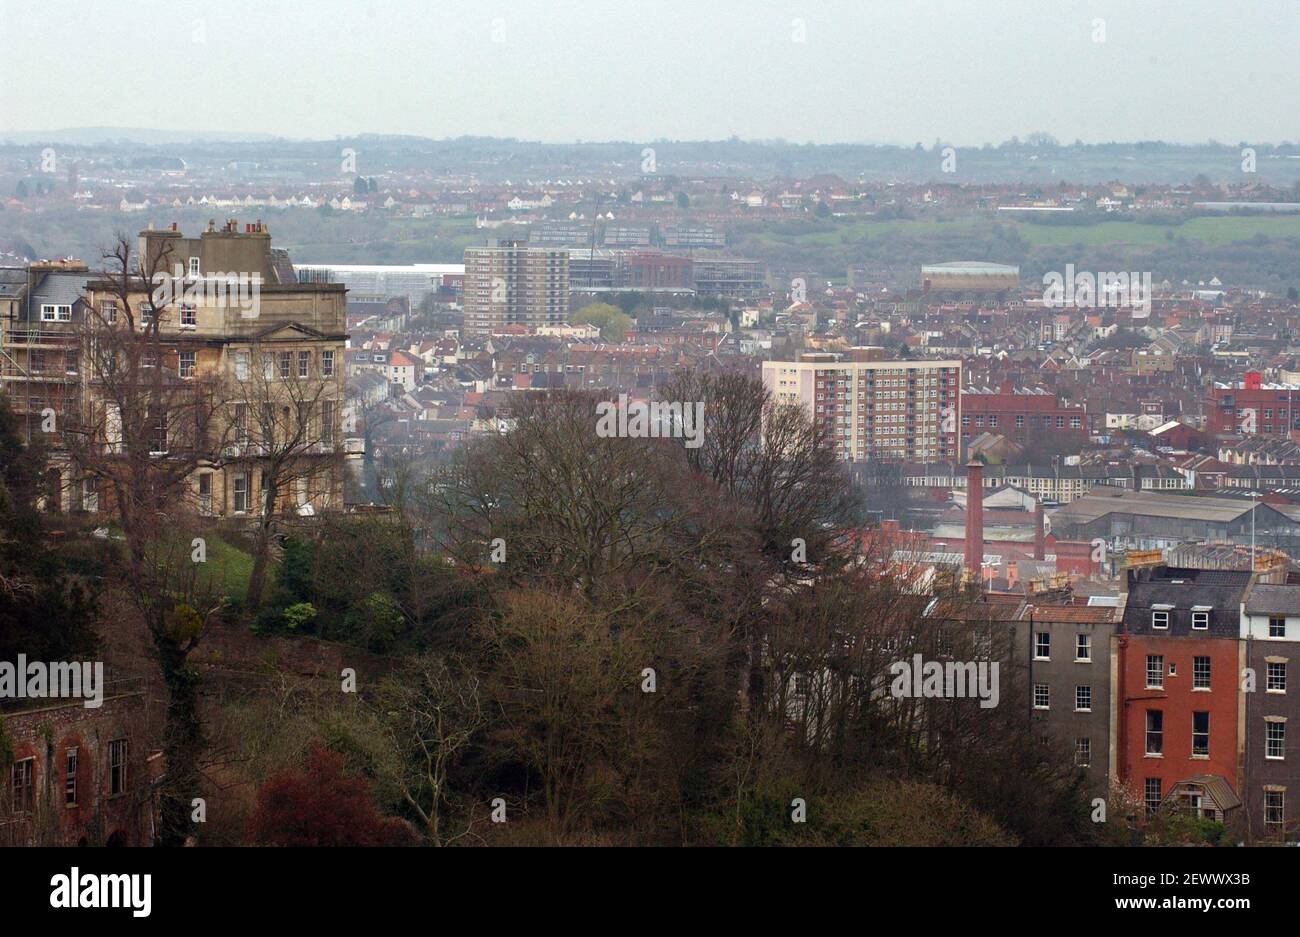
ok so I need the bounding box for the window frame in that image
[1146,654,1165,690]
[108,739,128,797]
[1265,790,1285,828]
[1145,709,1164,756]
[11,757,35,813]
[65,746,78,807]
[1192,711,1210,757]
[1075,685,1092,712]
[1267,721,1286,761]
[1192,655,1211,690]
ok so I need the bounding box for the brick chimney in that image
[964,460,984,577]
[1033,499,1045,561]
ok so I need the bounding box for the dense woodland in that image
[1,372,1227,846]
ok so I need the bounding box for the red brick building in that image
[1052,538,1101,577]
[960,382,1086,447]
[1,686,155,846]
[1206,371,1300,438]
[1116,564,1252,826]
[620,250,692,290]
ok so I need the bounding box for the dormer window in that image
[1152,610,1170,629]
[1192,607,1211,630]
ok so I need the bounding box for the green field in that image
[746,215,1300,250]
[202,534,255,601]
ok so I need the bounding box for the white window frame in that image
[1192,655,1211,690]
[233,474,249,514]
[1075,737,1091,767]
[1145,710,1163,756]
[1265,790,1285,827]
[1267,720,1286,760]
[1192,711,1210,757]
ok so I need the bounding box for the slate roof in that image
[0,267,27,298]
[1122,566,1251,637]
[23,270,95,320]
[1245,584,1300,617]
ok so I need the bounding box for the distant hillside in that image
[0,127,281,146]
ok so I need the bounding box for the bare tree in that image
[372,654,485,845]
[65,233,234,845]
[234,340,344,607]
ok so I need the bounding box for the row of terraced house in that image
[931,559,1300,842]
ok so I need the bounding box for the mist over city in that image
[0,0,1293,919]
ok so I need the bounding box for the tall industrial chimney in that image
[964,460,985,579]
[1033,498,1046,561]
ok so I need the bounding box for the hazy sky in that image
[1,0,1296,145]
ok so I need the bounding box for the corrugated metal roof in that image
[1166,775,1241,812]
[1054,489,1256,525]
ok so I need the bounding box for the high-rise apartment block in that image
[761,353,962,462]
[462,240,569,337]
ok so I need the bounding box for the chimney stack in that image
[964,460,985,579]
[1033,499,1046,561]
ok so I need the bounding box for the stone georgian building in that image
[74,221,349,519]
